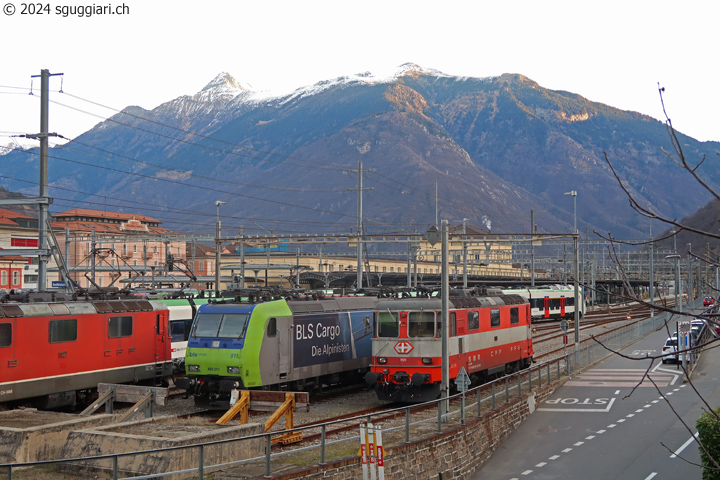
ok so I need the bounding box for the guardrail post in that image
[112,455,118,480]
[5,465,11,480]
[517,372,522,398]
[538,364,542,387]
[320,424,326,465]
[505,376,509,403]
[405,407,410,443]
[491,382,496,410]
[461,391,466,425]
[198,444,204,480]
[437,400,442,433]
[265,433,273,478]
[547,362,551,384]
[478,388,483,416]
[557,357,561,377]
[529,367,534,391]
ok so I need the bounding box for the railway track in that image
[160,301,679,446]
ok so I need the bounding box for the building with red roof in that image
[50,208,188,290]
[0,208,41,289]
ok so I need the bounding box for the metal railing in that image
[2,300,704,480]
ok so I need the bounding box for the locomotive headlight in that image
[377,357,387,364]
[227,366,240,374]
[187,365,200,372]
[422,357,433,365]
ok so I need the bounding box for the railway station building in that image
[217,223,539,291]
[49,208,187,291]
[0,208,39,290]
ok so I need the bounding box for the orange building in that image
[50,208,186,290]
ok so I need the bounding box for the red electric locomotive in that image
[365,290,533,402]
[0,297,173,409]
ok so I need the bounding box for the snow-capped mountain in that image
[0,64,718,240]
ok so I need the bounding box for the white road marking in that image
[521,470,533,475]
[549,455,560,460]
[607,424,617,428]
[615,390,621,394]
[574,441,584,446]
[617,419,626,423]
[626,414,635,418]
[670,432,699,459]
[644,473,657,480]
[597,429,606,434]
[562,448,573,453]
[586,435,595,440]
[537,397,616,413]
[536,462,547,467]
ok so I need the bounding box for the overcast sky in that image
[1,0,718,146]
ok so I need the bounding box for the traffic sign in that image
[560,319,569,334]
[425,226,440,247]
[51,281,66,288]
[455,367,471,392]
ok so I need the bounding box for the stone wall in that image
[269,379,563,480]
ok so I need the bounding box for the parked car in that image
[704,296,715,306]
[662,337,679,364]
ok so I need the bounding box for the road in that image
[472,317,720,480]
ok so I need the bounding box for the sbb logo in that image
[394,341,414,354]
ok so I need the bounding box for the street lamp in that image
[215,201,226,297]
[564,191,577,234]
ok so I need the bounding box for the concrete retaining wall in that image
[60,417,265,480]
[0,410,115,463]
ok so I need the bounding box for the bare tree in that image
[593,84,720,473]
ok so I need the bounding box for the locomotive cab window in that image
[49,319,77,343]
[0,323,10,347]
[193,312,250,339]
[408,311,435,337]
[468,311,479,331]
[267,317,277,337]
[510,307,519,324]
[376,311,399,337]
[490,309,500,328]
[109,316,133,338]
[170,320,193,342]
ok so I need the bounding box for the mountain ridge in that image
[1,65,718,241]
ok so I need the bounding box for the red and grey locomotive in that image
[365,289,533,402]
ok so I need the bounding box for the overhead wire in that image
[5,86,564,234]
[2,146,358,221]
[62,91,349,169]
[53,90,510,223]
[47,95,349,172]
